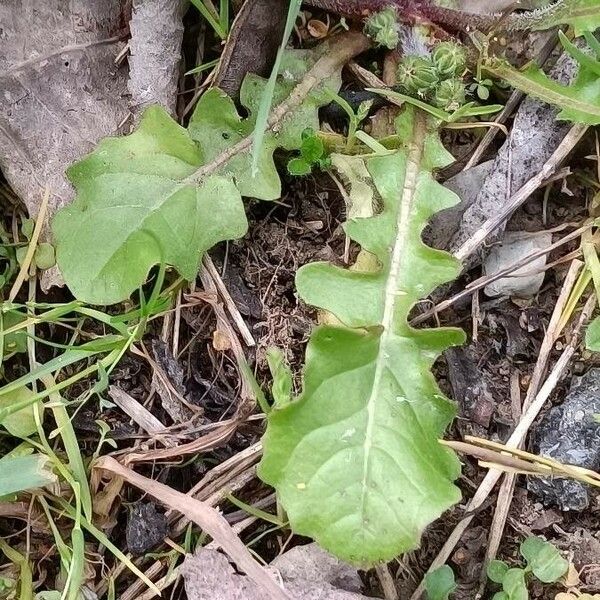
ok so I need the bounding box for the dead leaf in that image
[307,18,329,39]
[213,328,232,351]
[0,0,129,279]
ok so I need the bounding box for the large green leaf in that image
[259,108,465,564]
[53,107,247,304]
[53,34,367,304]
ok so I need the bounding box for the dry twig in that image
[95,456,291,600]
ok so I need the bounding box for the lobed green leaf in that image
[53,107,248,304]
[259,107,465,564]
[52,39,353,304]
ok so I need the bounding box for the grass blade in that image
[250,0,302,176]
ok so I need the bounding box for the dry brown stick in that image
[202,255,256,347]
[108,385,174,446]
[124,416,240,463]
[119,446,262,600]
[95,456,291,600]
[9,187,49,302]
[376,564,400,600]
[410,293,596,600]
[172,462,259,537]
[475,259,583,598]
[196,270,250,395]
[348,61,393,92]
[171,441,262,513]
[412,222,590,325]
[455,124,588,262]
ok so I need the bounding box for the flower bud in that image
[364,8,399,50]
[434,78,466,112]
[432,41,467,78]
[396,56,439,98]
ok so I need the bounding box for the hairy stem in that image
[305,0,568,32]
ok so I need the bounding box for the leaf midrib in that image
[359,111,427,522]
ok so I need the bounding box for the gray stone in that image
[448,49,577,269]
[425,160,493,250]
[126,502,168,555]
[529,368,600,511]
[182,544,375,600]
[483,231,552,298]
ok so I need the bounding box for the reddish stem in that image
[304,0,500,31]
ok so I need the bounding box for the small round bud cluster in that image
[364,8,400,50]
[434,78,466,111]
[396,39,468,111]
[396,56,438,98]
[431,42,467,78]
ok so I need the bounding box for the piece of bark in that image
[0,1,129,219]
[182,544,374,600]
[212,0,288,99]
[128,0,185,117]
[0,1,130,289]
[448,51,577,266]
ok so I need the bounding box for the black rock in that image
[529,368,600,511]
[126,502,168,555]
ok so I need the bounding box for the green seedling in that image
[425,565,457,600]
[487,536,569,599]
[189,0,230,40]
[468,76,494,101]
[287,128,331,176]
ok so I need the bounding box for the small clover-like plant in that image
[425,565,457,600]
[468,76,494,101]
[487,537,569,600]
[287,128,330,176]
